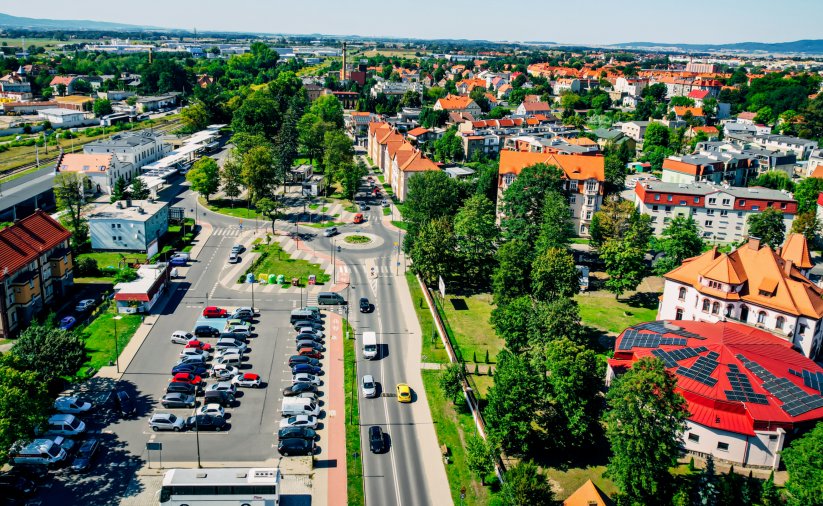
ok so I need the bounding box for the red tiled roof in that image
[406,127,430,137]
[609,320,823,435]
[0,210,71,280]
[498,150,605,182]
[688,89,710,99]
[436,95,477,110]
[49,75,77,86]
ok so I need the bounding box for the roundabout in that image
[337,232,384,249]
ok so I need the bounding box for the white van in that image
[362,331,378,360]
[9,439,68,467]
[214,353,243,367]
[43,414,86,436]
[281,397,321,418]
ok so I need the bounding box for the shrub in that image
[75,257,100,277]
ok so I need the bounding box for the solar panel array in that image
[651,346,708,368]
[676,355,719,387]
[618,329,687,351]
[635,321,707,340]
[724,364,768,404]
[788,368,823,395]
[738,355,823,417]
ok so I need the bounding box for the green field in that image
[574,291,660,335]
[343,321,364,505]
[405,272,449,363]
[75,251,146,270]
[545,465,618,501]
[439,292,501,364]
[242,241,330,287]
[79,305,142,376]
[201,198,260,220]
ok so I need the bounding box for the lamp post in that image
[113,315,123,373]
[194,414,202,468]
[331,238,336,284]
[251,276,255,315]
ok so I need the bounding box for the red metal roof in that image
[0,211,71,280]
[608,321,823,436]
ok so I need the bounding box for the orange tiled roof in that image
[662,158,700,176]
[498,150,605,182]
[400,150,440,172]
[566,137,598,147]
[436,95,476,110]
[564,479,614,506]
[781,233,813,270]
[691,126,719,134]
[406,127,430,137]
[49,75,77,86]
[674,106,705,117]
[810,166,823,179]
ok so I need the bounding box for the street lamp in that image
[331,238,336,284]
[113,315,123,373]
[194,413,202,468]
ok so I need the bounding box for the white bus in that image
[158,467,281,505]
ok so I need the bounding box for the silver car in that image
[149,413,185,432]
[361,375,377,398]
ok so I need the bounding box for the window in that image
[722,198,730,205]
[799,323,807,335]
[757,311,767,324]
[111,224,116,229]
[680,200,687,206]
[720,210,728,217]
[667,195,673,202]
[707,209,715,216]
[712,302,720,315]
[708,198,716,205]
[752,205,760,211]
[584,210,592,220]
[717,442,729,451]
[569,181,579,191]
[570,196,576,204]
[694,197,700,203]
[665,206,672,212]
[675,308,684,320]
[776,317,785,330]
[652,205,659,211]
[780,202,787,209]
[705,220,713,227]
[687,433,700,442]
[726,305,734,317]
[678,287,687,301]
[654,194,661,201]
[702,299,710,312]
[586,196,595,206]
[739,200,746,206]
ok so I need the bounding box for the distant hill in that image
[610,39,823,54]
[0,12,161,31]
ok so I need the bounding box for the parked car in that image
[283,383,318,397]
[232,373,261,388]
[381,199,389,207]
[206,381,236,395]
[297,327,324,339]
[361,375,377,398]
[278,438,314,456]
[170,331,195,344]
[161,393,196,409]
[359,297,372,313]
[172,363,208,376]
[228,326,251,337]
[228,252,239,264]
[396,383,412,403]
[185,339,212,352]
[292,373,321,386]
[171,252,190,261]
[296,340,325,352]
[54,396,92,414]
[114,389,135,417]
[279,415,318,429]
[202,306,228,318]
[215,347,245,361]
[292,364,322,376]
[210,363,240,380]
[70,438,100,472]
[170,372,201,385]
[204,390,234,408]
[277,426,318,441]
[216,338,247,352]
[166,382,197,396]
[197,403,225,418]
[185,414,226,432]
[293,320,323,331]
[74,299,95,312]
[232,306,255,318]
[149,413,185,432]
[194,325,221,338]
[297,348,323,359]
[288,356,321,368]
[59,316,77,330]
[231,244,245,254]
[295,333,323,344]
[176,355,207,366]
[169,256,187,266]
[179,347,210,361]
[369,426,386,453]
[359,203,369,211]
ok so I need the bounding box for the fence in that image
[416,274,506,483]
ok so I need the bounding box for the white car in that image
[292,373,321,386]
[211,364,240,380]
[149,413,185,432]
[180,347,210,360]
[54,396,92,414]
[279,415,318,429]
[361,375,377,398]
[228,326,251,337]
[232,373,262,388]
[198,403,225,418]
[298,327,324,339]
[381,199,389,207]
[170,331,195,345]
[74,299,95,312]
[207,381,237,394]
[216,347,244,360]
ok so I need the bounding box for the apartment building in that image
[0,211,74,338]
[661,152,758,187]
[88,199,170,253]
[55,153,135,195]
[84,131,171,172]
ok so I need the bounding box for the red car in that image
[202,306,227,318]
[353,213,364,224]
[171,372,202,385]
[186,340,213,352]
[297,347,323,359]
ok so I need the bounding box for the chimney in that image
[784,259,794,276]
[748,237,761,250]
[126,199,132,208]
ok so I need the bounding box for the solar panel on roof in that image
[738,356,823,416]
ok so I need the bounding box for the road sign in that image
[146,442,162,451]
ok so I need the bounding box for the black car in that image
[295,333,323,343]
[292,364,322,376]
[204,390,235,408]
[277,426,318,441]
[277,438,314,456]
[70,438,100,472]
[161,393,196,409]
[283,382,318,396]
[293,320,323,331]
[186,414,227,431]
[172,363,209,376]
[114,389,136,417]
[166,382,198,396]
[288,356,322,368]
[369,426,385,453]
[194,325,220,338]
[359,297,372,313]
[296,340,325,352]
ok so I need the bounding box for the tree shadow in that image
[622,291,661,310]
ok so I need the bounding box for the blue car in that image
[172,363,209,376]
[169,256,187,266]
[59,316,77,330]
[291,363,322,376]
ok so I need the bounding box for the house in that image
[389,147,441,201]
[687,125,720,140]
[2,101,59,115]
[406,127,434,144]
[688,89,711,107]
[514,101,551,117]
[84,131,171,171]
[661,152,758,187]
[0,211,74,339]
[345,111,375,138]
[196,74,214,88]
[563,479,614,506]
[433,95,482,117]
[37,108,88,128]
[806,149,823,177]
[751,134,818,161]
[88,199,170,253]
[0,71,32,100]
[554,78,581,94]
[593,128,636,151]
[136,93,180,113]
[55,153,135,195]
[55,95,94,112]
[49,75,81,95]
[607,320,823,469]
[621,121,650,142]
[634,180,797,244]
[673,106,705,123]
[329,91,358,109]
[113,263,170,314]
[656,236,822,358]
[817,193,823,226]
[614,77,648,97]
[497,150,605,236]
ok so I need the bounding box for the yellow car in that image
[396,383,412,403]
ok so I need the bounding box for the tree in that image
[753,170,795,191]
[241,145,277,203]
[604,154,629,195]
[643,122,671,149]
[501,164,563,242]
[793,177,823,213]
[531,247,579,301]
[297,113,331,166]
[747,207,785,249]
[53,172,89,251]
[323,129,355,187]
[410,217,457,285]
[534,191,574,252]
[130,177,149,200]
[484,350,540,455]
[490,296,534,353]
[231,89,281,139]
[92,98,113,117]
[339,159,368,201]
[500,460,555,506]
[640,145,673,172]
[110,176,128,203]
[438,362,464,404]
[781,421,823,506]
[403,170,462,251]
[492,240,533,305]
[0,354,51,464]
[186,157,220,203]
[180,100,211,132]
[433,127,463,162]
[560,92,582,114]
[601,212,651,299]
[528,297,586,350]
[605,357,688,504]
[220,154,244,206]
[761,471,782,506]
[465,436,495,485]
[255,197,284,232]
[454,195,498,286]
[56,83,66,96]
[790,211,820,242]
[589,198,637,248]
[12,322,87,383]
[654,215,704,274]
[309,94,344,128]
[273,98,301,191]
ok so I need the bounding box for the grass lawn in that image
[391,221,408,231]
[570,237,591,245]
[201,197,259,220]
[574,291,660,335]
[405,272,449,363]
[76,251,146,270]
[343,204,358,213]
[73,277,115,285]
[344,235,371,244]
[242,241,330,287]
[382,207,391,216]
[376,173,384,183]
[422,370,498,505]
[439,292,501,364]
[343,321,364,505]
[78,305,142,377]
[544,465,618,501]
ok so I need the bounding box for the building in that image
[497,150,605,236]
[0,71,32,100]
[84,131,171,171]
[345,111,375,138]
[634,180,797,243]
[113,263,170,314]
[0,211,73,338]
[370,81,423,98]
[433,95,482,117]
[685,61,719,73]
[656,236,822,358]
[389,148,441,201]
[37,108,88,128]
[88,199,170,254]
[607,320,823,469]
[55,95,93,112]
[1,101,59,115]
[563,480,614,506]
[49,75,81,95]
[136,93,180,113]
[514,101,551,117]
[806,149,823,177]
[55,153,135,194]
[751,134,818,160]
[621,121,650,142]
[661,152,758,187]
[329,91,358,109]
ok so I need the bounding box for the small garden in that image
[240,240,330,287]
[78,304,142,377]
[343,235,371,244]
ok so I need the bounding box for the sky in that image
[4,0,823,45]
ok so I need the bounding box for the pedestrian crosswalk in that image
[212,227,243,237]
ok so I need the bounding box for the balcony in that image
[722,313,791,339]
[583,185,599,195]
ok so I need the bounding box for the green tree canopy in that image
[492,240,534,305]
[438,362,464,404]
[454,194,499,287]
[793,177,823,213]
[12,322,87,383]
[0,354,51,464]
[220,153,244,205]
[501,163,563,242]
[465,436,495,485]
[255,197,284,232]
[790,211,820,243]
[92,98,112,117]
[753,170,795,191]
[500,460,555,506]
[53,172,89,251]
[781,421,823,506]
[186,156,220,203]
[484,349,541,455]
[534,191,574,252]
[589,197,638,248]
[402,170,462,252]
[746,207,786,249]
[241,145,277,204]
[410,217,457,285]
[130,176,150,200]
[601,211,651,299]
[530,247,579,301]
[643,122,671,149]
[309,94,344,128]
[654,215,704,274]
[489,295,533,353]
